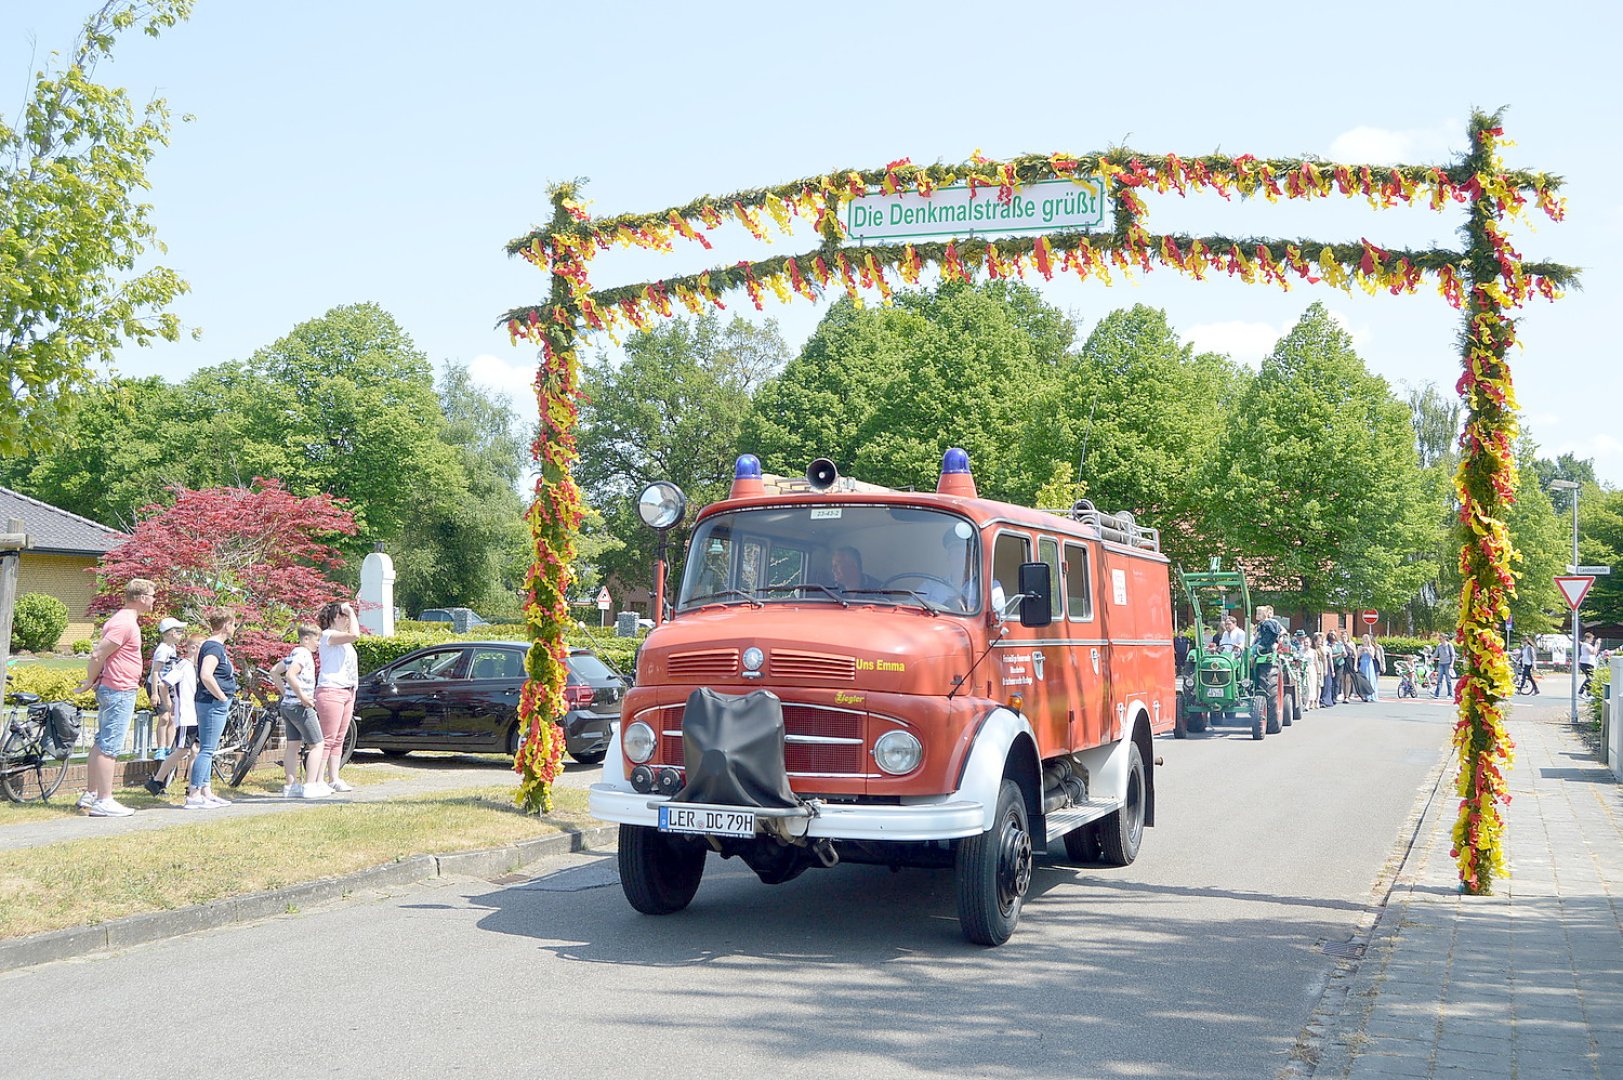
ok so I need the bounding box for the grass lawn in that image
[0,758,412,821]
[9,657,89,673]
[0,784,593,938]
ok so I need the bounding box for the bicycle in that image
[210,669,277,787]
[1515,664,1541,696]
[1,691,77,803]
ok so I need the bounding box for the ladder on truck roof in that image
[1040,500,1161,552]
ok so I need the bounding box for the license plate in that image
[658,804,757,838]
[1205,687,1224,698]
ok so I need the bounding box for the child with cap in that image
[145,635,201,796]
[148,617,188,758]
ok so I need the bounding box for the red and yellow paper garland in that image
[506,119,1575,885]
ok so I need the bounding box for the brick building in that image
[1,486,124,650]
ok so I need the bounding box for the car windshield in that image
[677,504,980,614]
[567,653,619,682]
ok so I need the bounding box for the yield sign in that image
[1554,575,1594,610]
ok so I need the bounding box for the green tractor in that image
[1174,564,1294,740]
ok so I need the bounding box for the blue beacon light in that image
[730,453,765,498]
[937,447,978,498]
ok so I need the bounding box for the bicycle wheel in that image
[228,710,275,787]
[1,724,69,803]
[211,702,252,784]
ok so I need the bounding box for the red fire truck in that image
[589,448,1175,944]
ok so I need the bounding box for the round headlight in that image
[742,647,764,672]
[873,730,922,775]
[1181,674,1194,690]
[636,482,687,531]
[622,721,657,764]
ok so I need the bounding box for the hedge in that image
[3,664,151,710]
[353,628,646,678]
[10,593,69,653]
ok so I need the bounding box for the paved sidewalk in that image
[0,755,603,852]
[1314,702,1623,1079]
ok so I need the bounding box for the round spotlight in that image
[629,764,655,793]
[656,768,684,796]
[873,730,923,775]
[623,721,657,764]
[636,481,687,531]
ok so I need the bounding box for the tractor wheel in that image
[1173,692,1188,739]
[1187,711,1209,733]
[1282,685,1297,727]
[1250,696,1266,740]
[1264,690,1282,735]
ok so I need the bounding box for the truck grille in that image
[769,649,856,682]
[667,649,739,681]
[655,701,869,776]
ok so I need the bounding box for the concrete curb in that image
[0,823,619,974]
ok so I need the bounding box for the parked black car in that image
[415,607,489,633]
[340,642,624,765]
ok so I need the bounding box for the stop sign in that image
[1361,609,1379,626]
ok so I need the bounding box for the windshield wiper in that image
[685,589,763,609]
[842,588,942,616]
[757,583,849,608]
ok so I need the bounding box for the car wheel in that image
[341,718,358,766]
[955,778,1033,946]
[1097,742,1145,867]
[380,749,412,759]
[618,824,706,914]
[570,749,607,765]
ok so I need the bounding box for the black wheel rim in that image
[996,805,1033,914]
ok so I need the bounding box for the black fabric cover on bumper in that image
[673,688,799,809]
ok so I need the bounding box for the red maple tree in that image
[90,479,358,672]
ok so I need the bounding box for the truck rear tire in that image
[1097,742,1145,867]
[618,824,706,915]
[956,778,1033,946]
[1250,696,1266,740]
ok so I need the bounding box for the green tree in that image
[1573,485,1623,626]
[1501,440,1566,635]
[1401,381,1462,632]
[745,282,1074,502]
[1,1,194,455]
[578,314,787,595]
[1022,304,1242,568]
[1210,303,1435,623]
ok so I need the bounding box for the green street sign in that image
[844,178,1111,243]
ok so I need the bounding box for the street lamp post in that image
[636,481,687,628]
[1550,479,1581,723]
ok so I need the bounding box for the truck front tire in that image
[956,778,1033,946]
[618,824,706,915]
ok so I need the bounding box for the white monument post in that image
[359,545,396,637]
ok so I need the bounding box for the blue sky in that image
[6,1,1620,482]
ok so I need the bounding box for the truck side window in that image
[1064,542,1093,621]
[1038,537,1063,620]
[991,532,1030,608]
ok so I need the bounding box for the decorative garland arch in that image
[502,110,1575,896]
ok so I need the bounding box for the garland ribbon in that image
[507,119,1575,893]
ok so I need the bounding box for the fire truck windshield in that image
[678,505,982,614]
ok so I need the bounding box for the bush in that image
[3,663,150,710]
[71,638,94,655]
[10,593,69,653]
[1588,662,1610,726]
[352,627,647,678]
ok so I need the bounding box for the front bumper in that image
[588,784,985,842]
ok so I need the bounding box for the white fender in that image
[598,720,630,790]
[1073,698,1152,805]
[946,707,1038,833]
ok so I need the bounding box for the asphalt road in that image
[1,691,1457,1080]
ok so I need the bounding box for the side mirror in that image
[1017,562,1052,628]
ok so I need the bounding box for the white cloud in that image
[1324,307,1374,348]
[461,354,535,414]
[1328,122,1458,165]
[1184,321,1281,368]
[1554,433,1623,462]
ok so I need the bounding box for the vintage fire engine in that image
[588,449,1175,944]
